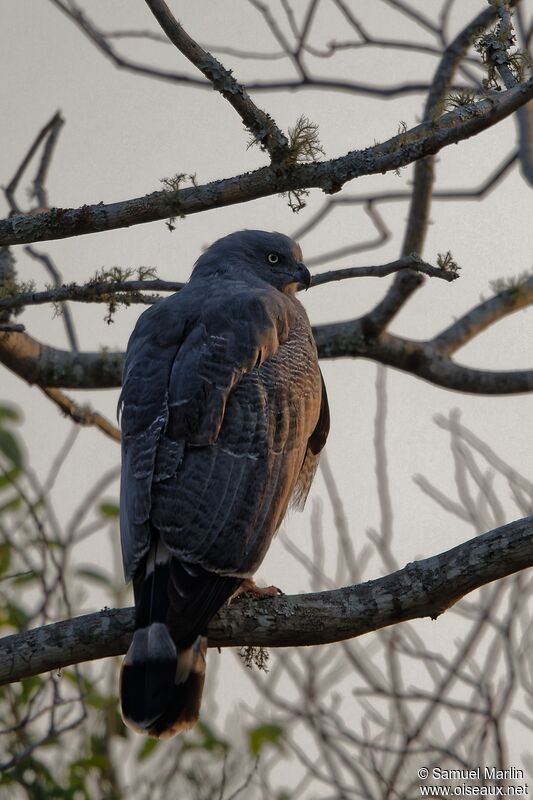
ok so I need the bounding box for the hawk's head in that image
[192,230,311,294]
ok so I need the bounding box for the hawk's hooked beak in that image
[296,263,311,291]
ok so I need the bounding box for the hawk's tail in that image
[120,539,240,738]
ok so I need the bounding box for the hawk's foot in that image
[230,578,283,602]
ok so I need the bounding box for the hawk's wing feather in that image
[120,282,299,581]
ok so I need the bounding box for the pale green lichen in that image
[436,251,461,274]
[490,270,532,294]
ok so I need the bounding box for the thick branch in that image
[312,324,533,394]
[432,275,533,355]
[1,77,532,247]
[0,330,123,389]
[1,515,531,685]
[2,272,533,394]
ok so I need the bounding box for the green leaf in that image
[248,723,284,757]
[0,430,24,468]
[99,502,119,518]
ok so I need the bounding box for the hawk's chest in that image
[241,310,321,449]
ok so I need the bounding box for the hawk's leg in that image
[230,578,283,602]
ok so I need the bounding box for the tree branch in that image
[3,270,533,394]
[311,255,459,287]
[376,4,504,340]
[432,275,533,356]
[49,0,456,98]
[4,112,64,215]
[0,279,184,312]
[144,0,289,161]
[0,256,456,314]
[291,148,518,246]
[1,515,531,685]
[40,387,121,442]
[1,76,532,247]
[0,330,123,389]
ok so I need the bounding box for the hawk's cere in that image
[119,230,329,738]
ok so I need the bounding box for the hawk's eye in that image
[267,253,280,264]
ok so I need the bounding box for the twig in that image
[0,257,455,313]
[379,5,506,340]
[291,149,518,245]
[145,0,290,161]
[24,247,79,352]
[4,112,63,214]
[31,116,65,210]
[0,278,184,311]
[49,0,463,98]
[40,388,121,442]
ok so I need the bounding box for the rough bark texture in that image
[0,77,532,248]
[1,515,531,686]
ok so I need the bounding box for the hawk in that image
[119,230,329,738]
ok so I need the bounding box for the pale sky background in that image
[2,0,533,785]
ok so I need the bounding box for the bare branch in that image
[1,75,532,247]
[1,515,531,685]
[3,269,533,395]
[0,329,123,389]
[40,387,121,442]
[24,247,79,352]
[144,0,289,161]
[314,325,533,395]
[432,275,533,355]
[384,4,505,341]
[312,256,459,287]
[4,111,64,215]
[0,256,455,315]
[291,148,518,244]
[0,278,184,312]
[51,0,445,100]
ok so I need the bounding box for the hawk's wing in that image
[119,279,321,581]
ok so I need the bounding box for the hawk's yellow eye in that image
[267,253,279,264]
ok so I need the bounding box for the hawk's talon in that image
[230,578,283,602]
